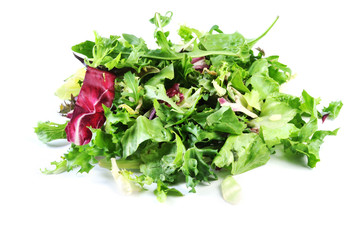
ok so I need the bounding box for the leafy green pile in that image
[35,12,342,202]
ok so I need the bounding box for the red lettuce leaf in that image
[191,57,209,71]
[65,67,116,145]
[166,83,184,103]
[150,83,184,120]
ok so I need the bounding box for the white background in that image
[1,0,360,239]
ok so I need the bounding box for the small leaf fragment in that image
[221,176,241,204]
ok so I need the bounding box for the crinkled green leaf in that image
[322,101,343,119]
[300,90,320,117]
[64,145,96,173]
[267,55,292,84]
[181,147,217,193]
[282,128,339,168]
[213,133,270,175]
[154,180,183,203]
[41,160,68,174]
[139,142,178,182]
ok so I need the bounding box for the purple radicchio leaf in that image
[65,67,116,145]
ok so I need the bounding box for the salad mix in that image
[35,12,342,202]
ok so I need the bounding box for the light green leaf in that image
[221,176,241,204]
[213,133,270,174]
[35,121,68,143]
[55,68,85,100]
[300,90,320,117]
[322,101,343,119]
[244,90,261,111]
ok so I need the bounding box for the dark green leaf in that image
[71,40,95,58]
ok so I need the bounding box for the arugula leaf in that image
[246,16,279,48]
[145,63,174,86]
[121,116,172,158]
[72,40,95,58]
[87,32,120,69]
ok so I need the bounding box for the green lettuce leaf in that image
[213,133,270,175]
[247,59,279,100]
[55,68,85,100]
[300,90,320,117]
[35,121,67,143]
[41,160,68,174]
[250,97,298,146]
[322,101,343,119]
[204,106,246,135]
